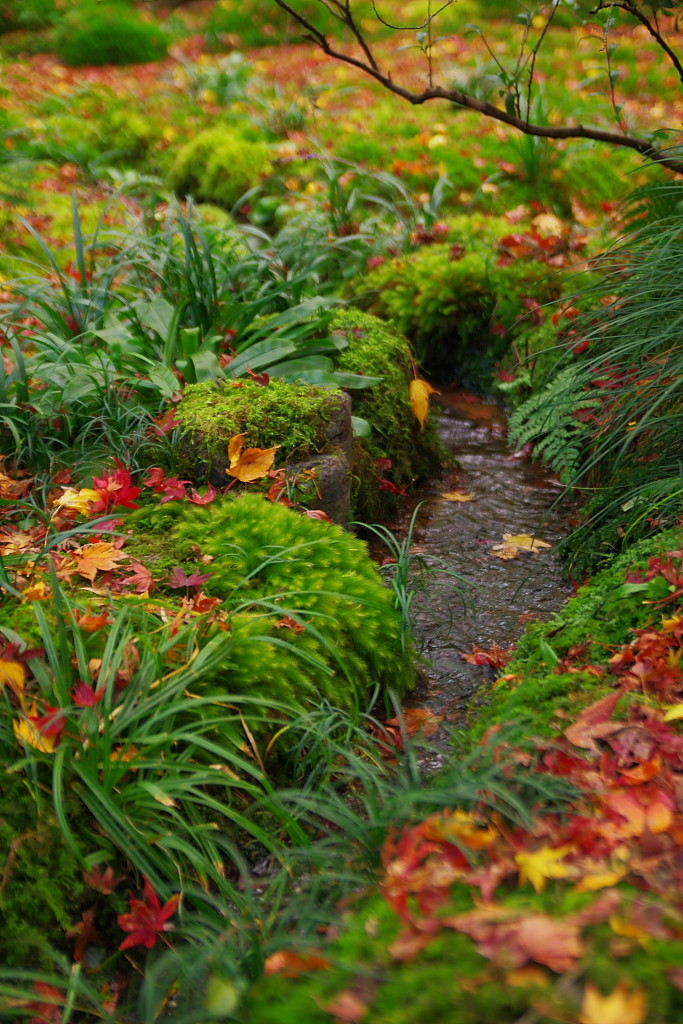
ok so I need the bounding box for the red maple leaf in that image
[117,877,181,950]
[188,483,218,505]
[159,476,191,503]
[92,460,141,512]
[167,566,214,590]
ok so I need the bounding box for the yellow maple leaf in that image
[516,844,574,893]
[22,579,52,602]
[226,434,279,483]
[580,981,647,1024]
[576,866,628,892]
[409,379,439,430]
[442,491,476,502]
[72,542,128,583]
[502,533,552,552]
[53,487,100,516]
[663,704,683,722]
[13,703,57,754]
[0,658,25,698]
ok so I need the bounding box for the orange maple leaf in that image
[226,433,279,482]
[72,542,128,583]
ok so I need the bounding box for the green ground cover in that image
[2,0,683,1020]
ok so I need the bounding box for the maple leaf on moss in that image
[227,433,279,483]
[53,487,100,516]
[118,877,181,950]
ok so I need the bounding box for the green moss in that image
[0,772,86,969]
[330,309,445,519]
[167,126,273,209]
[125,493,415,709]
[175,378,345,482]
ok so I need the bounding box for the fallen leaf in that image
[0,658,25,698]
[493,533,552,555]
[323,990,369,1022]
[274,616,305,633]
[72,542,128,583]
[264,950,330,977]
[53,487,100,515]
[409,379,439,430]
[580,981,647,1024]
[442,490,476,502]
[515,844,574,893]
[491,543,520,560]
[227,434,279,482]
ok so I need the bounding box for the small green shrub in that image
[355,241,563,386]
[55,5,168,67]
[167,127,273,210]
[0,0,55,33]
[125,493,415,708]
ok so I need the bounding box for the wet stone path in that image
[382,391,574,725]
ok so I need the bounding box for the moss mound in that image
[356,243,564,386]
[125,493,415,709]
[55,5,168,67]
[167,127,273,209]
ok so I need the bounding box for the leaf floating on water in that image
[442,490,476,502]
[503,533,552,551]
[491,543,520,560]
[491,533,552,558]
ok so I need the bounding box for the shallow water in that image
[377,391,574,725]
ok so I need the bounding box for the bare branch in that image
[272,0,683,176]
[609,0,683,88]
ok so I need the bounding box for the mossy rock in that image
[175,378,352,521]
[176,378,349,477]
[329,309,446,520]
[124,493,415,709]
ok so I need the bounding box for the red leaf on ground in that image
[118,877,180,950]
[565,690,625,753]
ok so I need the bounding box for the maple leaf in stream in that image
[168,566,215,590]
[118,876,181,950]
[72,542,128,583]
[463,642,514,668]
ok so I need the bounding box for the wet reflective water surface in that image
[377,391,574,726]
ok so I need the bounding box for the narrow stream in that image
[382,390,574,725]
